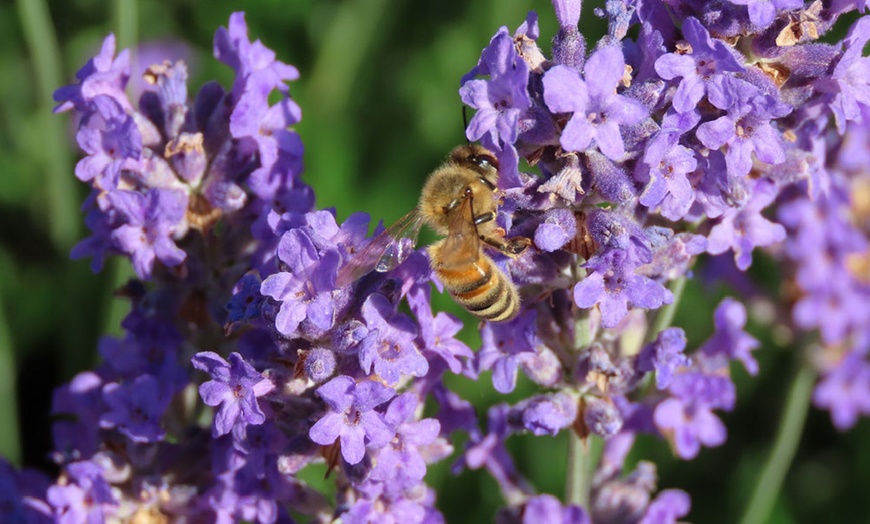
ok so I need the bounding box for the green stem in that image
[738,364,815,524]
[0,286,22,464]
[566,433,602,508]
[113,0,138,70]
[16,0,79,250]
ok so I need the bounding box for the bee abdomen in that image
[437,257,519,322]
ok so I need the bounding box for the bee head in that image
[449,144,499,189]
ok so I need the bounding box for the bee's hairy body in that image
[337,144,530,322]
[417,145,528,322]
[428,241,520,322]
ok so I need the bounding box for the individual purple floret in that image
[370,393,441,488]
[308,376,395,465]
[812,351,870,430]
[654,371,735,459]
[694,77,789,178]
[100,374,173,443]
[358,293,429,385]
[543,46,648,161]
[192,351,275,437]
[637,327,691,390]
[699,298,761,375]
[727,0,803,29]
[477,309,539,393]
[259,228,340,338]
[706,178,787,271]
[573,248,673,328]
[639,489,691,524]
[107,188,188,279]
[654,17,744,114]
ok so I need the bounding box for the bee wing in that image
[436,194,482,268]
[336,209,426,287]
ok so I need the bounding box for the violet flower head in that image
[107,188,188,279]
[638,140,697,221]
[574,248,673,328]
[695,78,790,178]
[706,178,787,271]
[727,0,803,29]
[370,393,442,488]
[654,17,744,113]
[544,46,648,161]
[53,33,132,114]
[99,374,173,443]
[699,298,760,375]
[639,489,691,524]
[812,352,870,430]
[477,309,539,393]
[259,227,340,338]
[74,95,142,189]
[521,494,590,524]
[308,376,395,465]
[358,293,428,385]
[654,371,735,459]
[823,17,870,133]
[192,351,275,437]
[513,392,578,436]
[637,327,691,390]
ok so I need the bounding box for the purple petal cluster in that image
[12,1,870,522]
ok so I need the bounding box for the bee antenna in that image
[462,106,470,146]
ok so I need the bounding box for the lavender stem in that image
[739,363,814,524]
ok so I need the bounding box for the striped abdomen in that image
[430,248,520,322]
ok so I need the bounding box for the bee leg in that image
[481,235,531,257]
[473,211,496,226]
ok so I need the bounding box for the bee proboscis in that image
[338,145,531,322]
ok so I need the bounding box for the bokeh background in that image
[0,0,868,522]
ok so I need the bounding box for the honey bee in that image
[338,145,531,322]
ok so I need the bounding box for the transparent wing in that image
[336,209,426,287]
[436,193,481,268]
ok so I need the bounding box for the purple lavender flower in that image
[654,371,735,459]
[654,17,744,113]
[637,140,697,221]
[699,298,760,375]
[73,95,142,189]
[259,228,340,337]
[727,0,803,29]
[477,309,539,393]
[359,293,429,385]
[813,352,870,430]
[192,351,275,437]
[46,461,116,523]
[520,494,590,524]
[819,17,870,133]
[370,393,441,487]
[639,489,691,524]
[637,327,691,390]
[461,27,531,148]
[106,188,188,279]
[574,248,673,328]
[308,376,395,465]
[408,284,473,374]
[53,33,132,114]
[543,46,648,160]
[513,392,578,436]
[100,374,173,443]
[706,178,786,270]
[695,77,789,178]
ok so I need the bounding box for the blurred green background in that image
[0,0,868,522]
